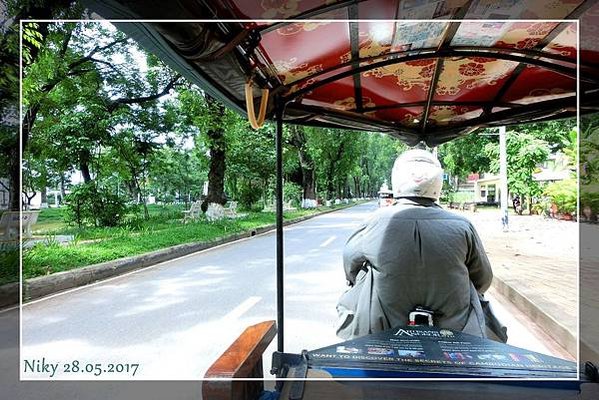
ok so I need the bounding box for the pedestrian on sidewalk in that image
[513,195,522,215]
[336,149,506,342]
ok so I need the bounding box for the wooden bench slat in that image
[205,320,276,379]
[203,320,277,400]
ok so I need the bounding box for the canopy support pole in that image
[499,126,509,231]
[275,98,286,352]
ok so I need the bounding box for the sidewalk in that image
[581,223,599,362]
[451,209,577,356]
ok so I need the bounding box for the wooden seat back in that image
[203,320,276,400]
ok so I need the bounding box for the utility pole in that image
[499,126,508,231]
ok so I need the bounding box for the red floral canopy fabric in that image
[88,0,599,145]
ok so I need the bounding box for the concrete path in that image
[451,209,577,356]
[23,235,74,249]
[581,223,599,362]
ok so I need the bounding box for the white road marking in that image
[0,304,19,315]
[221,296,261,321]
[320,235,337,248]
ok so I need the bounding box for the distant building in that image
[472,174,500,204]
[533,152,573,183]
[467,151,572,204]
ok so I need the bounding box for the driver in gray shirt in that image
[337,149,495,340]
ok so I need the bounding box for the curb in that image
[491,276,577,358]
[0,282,19,309]
[23,203,360,303]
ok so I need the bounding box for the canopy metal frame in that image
[210,21,592,146]
[275,98,286,352]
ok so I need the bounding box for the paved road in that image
[19,202,568,381]
[20,203,370,380]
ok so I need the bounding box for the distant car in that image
[378,191,394,208]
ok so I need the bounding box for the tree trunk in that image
[353,176,360,198]
[289,126,316,201]
[303,168,316,201]
[142,201,149,219]
[80,162,92,183]
[23,190,36,207]
[201,95,227,212]
[203,141,227,210]
[132,176,149,219]
[41,185,47,205]
[80,149,93,183]
[327,178,335,200]
[60,174,67,199]
[9,154,20,210]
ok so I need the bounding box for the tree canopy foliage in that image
[21,22,402,226]
[438,119,577,213]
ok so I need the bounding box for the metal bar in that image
[360,100,520,112]
[258,0,364,34]
[421,16,464,133]
[273,43,582,97]
[348,13,363,111]
[486,2,592,113]
[283,50,583,102]
[421,59,444,133]
[286,102,412,133]
[275,98,285,353]
[430,96,576,133]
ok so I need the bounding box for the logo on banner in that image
[394,329,414,337]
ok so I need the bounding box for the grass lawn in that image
[23,203,358,280]
[0,243,19,286]
[31,207,67,232]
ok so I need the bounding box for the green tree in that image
[23,22,181,223]
[148,146,206,205]
[485,131,550,212]
[177,87,236,210]
[580,114,599,217]
[511,119,576,152]
[1,0,82,210]
[226,120,276,209]
[438,129,496,180]
[358,133,404,196]
[306,128,363,199]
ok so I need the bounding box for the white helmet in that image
[391,149,443,201]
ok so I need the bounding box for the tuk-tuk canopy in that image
[87,0,599,145]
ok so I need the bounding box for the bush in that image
[283,182,302,207]
[444,190,474,204]
[0,242,19,285]
[581,184,599,216]
[544,179,576,215]
[531,196,551,216]
[64,183,128,228]
[238,181,263,210]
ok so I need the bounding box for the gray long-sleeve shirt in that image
[337,198,493,338]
